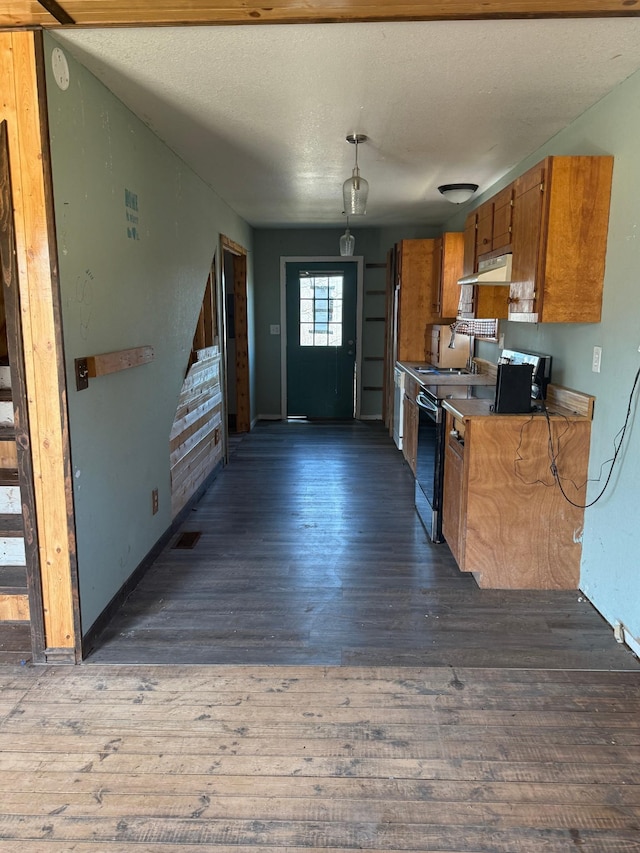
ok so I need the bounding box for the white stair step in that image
[0,537,25,566]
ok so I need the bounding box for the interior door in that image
[286,261,357,419]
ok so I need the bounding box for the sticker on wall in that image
[51,47,70,91]
[125,188,140,240]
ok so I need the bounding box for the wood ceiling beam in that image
[37,0,75,25]
[1,0,639,29]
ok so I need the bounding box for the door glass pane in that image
[300,274,344,347]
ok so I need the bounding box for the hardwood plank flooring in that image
[0,664,639,851]
[84,420,638,670]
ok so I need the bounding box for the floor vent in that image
[173,531,201,549]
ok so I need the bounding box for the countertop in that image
[398,361,496,387]
[441,397,590,422]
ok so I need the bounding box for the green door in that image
[286,261,358,419]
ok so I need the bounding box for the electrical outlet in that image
[152,488,159,515]
[592,346,602,373]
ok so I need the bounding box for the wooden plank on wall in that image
[2,0,638,28]
[86,345,154,378]
[169,347,224,520]
[0,592,29,620]
[0,32,79,660]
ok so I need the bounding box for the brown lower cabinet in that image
[442,407,591,589]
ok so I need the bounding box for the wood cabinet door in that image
[431,236,444,317]
[475,202,493,257]
[396,239,438,361]
[542,156,613,323]
[440,232,464,319]
[510,164,545,322]
[458,215,477,318]
[491,184,514,252]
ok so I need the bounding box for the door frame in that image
[221,235,250,438]
[280,256,364,420]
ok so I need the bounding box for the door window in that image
[299,274,344,347]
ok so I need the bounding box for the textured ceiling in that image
[53,19,640,228]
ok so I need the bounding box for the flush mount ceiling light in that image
[339,214,355,256]
[438,183,479,204]
[343,133,369,216]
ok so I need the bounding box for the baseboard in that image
[578,584,640,663]
[256,414,283,421]
[359,414,383,421]
[623,629,640,659]
[81,460,223,660]
[44,646,78,665]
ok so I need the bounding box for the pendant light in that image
[339,215,355,256]
[343,133,369,215]
[438,183,479,204]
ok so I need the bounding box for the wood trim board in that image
[2,0,639,28]
[0,31,80,659]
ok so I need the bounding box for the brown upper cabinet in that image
[434,232,465,319]
[462,195,512,320]
[395,236,463,361]
[509,156,613,323]
[461,155,613,324]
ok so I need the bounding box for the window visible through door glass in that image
[299,274,344,346]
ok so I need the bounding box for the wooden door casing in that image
[0,119,46,659]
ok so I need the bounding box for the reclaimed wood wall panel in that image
[170,347,223,518]
[0,32,79,659]
[0,591,28,619]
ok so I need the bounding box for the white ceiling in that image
[53,19,640,228]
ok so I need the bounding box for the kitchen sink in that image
[414,366,470,375]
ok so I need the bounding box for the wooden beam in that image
[36,0,75,25]
[86,345,154,378]
[0,31,80,659]
[2,0,639,28]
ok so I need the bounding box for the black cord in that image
[544,364,640,509]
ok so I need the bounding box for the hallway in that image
[86,421,638,670]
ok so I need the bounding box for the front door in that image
[286,261,357,419]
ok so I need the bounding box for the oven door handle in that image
[416,392,439,415]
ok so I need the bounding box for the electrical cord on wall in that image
[514,364,640,509]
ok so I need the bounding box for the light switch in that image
[270,324,280,335]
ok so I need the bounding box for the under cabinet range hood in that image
[458,253,512,286]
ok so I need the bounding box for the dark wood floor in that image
[84,420,639,670]
[1,422,639,851]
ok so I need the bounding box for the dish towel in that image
[449,318,497,347]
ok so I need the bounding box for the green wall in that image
[252,226,436,418]
[45,34,254,635]
[444,68,640,654]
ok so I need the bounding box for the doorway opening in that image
[221,236,250,435]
